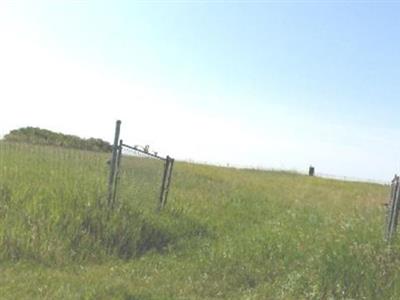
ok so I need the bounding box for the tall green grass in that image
[0,142,202,264]
[1,142,400,299]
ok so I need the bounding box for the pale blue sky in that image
[1,1,400,182]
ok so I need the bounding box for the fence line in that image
[179,159,390,185]
[315,173,389,185]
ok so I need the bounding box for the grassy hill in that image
[3,127,112,152]
[0,141,398,299]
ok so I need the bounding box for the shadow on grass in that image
[0,179,211,263]
[77,203,212,260]
[89,283,157,300]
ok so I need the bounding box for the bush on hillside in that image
[3,127,112,152]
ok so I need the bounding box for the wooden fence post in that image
[111,139,123,207]
[163,157,174,208]
[107,120,121,207]
[386,175,400,241]
[158,156,169,211]
[158,156,175,210]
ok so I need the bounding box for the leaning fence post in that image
[386,175,400,242]
[386,177,396,240]
[107,120,121,207]
[163,157,174,208]
[390,176,399,240]
[111,139,123,207]
[158,156,170,211]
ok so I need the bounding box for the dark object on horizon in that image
[309,166,315,176]
[3,127,112,152]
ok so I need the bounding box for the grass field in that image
[0,142,399,299]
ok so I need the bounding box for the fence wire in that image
[115,145,165,211]
[0,141,111,211]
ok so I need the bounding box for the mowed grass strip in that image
[0,142,399,299]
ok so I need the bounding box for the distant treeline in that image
[3,127,112,152]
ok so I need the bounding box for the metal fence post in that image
[107,120,121,207]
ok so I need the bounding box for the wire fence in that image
[103,121,175,211]
[316,172,390,185]
[116,145,167,211]
[0,125,175,262]
[0,121,175,218]
[0,140,112,248]
[0,141,110,203]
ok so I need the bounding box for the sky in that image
[1,0,400,182]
